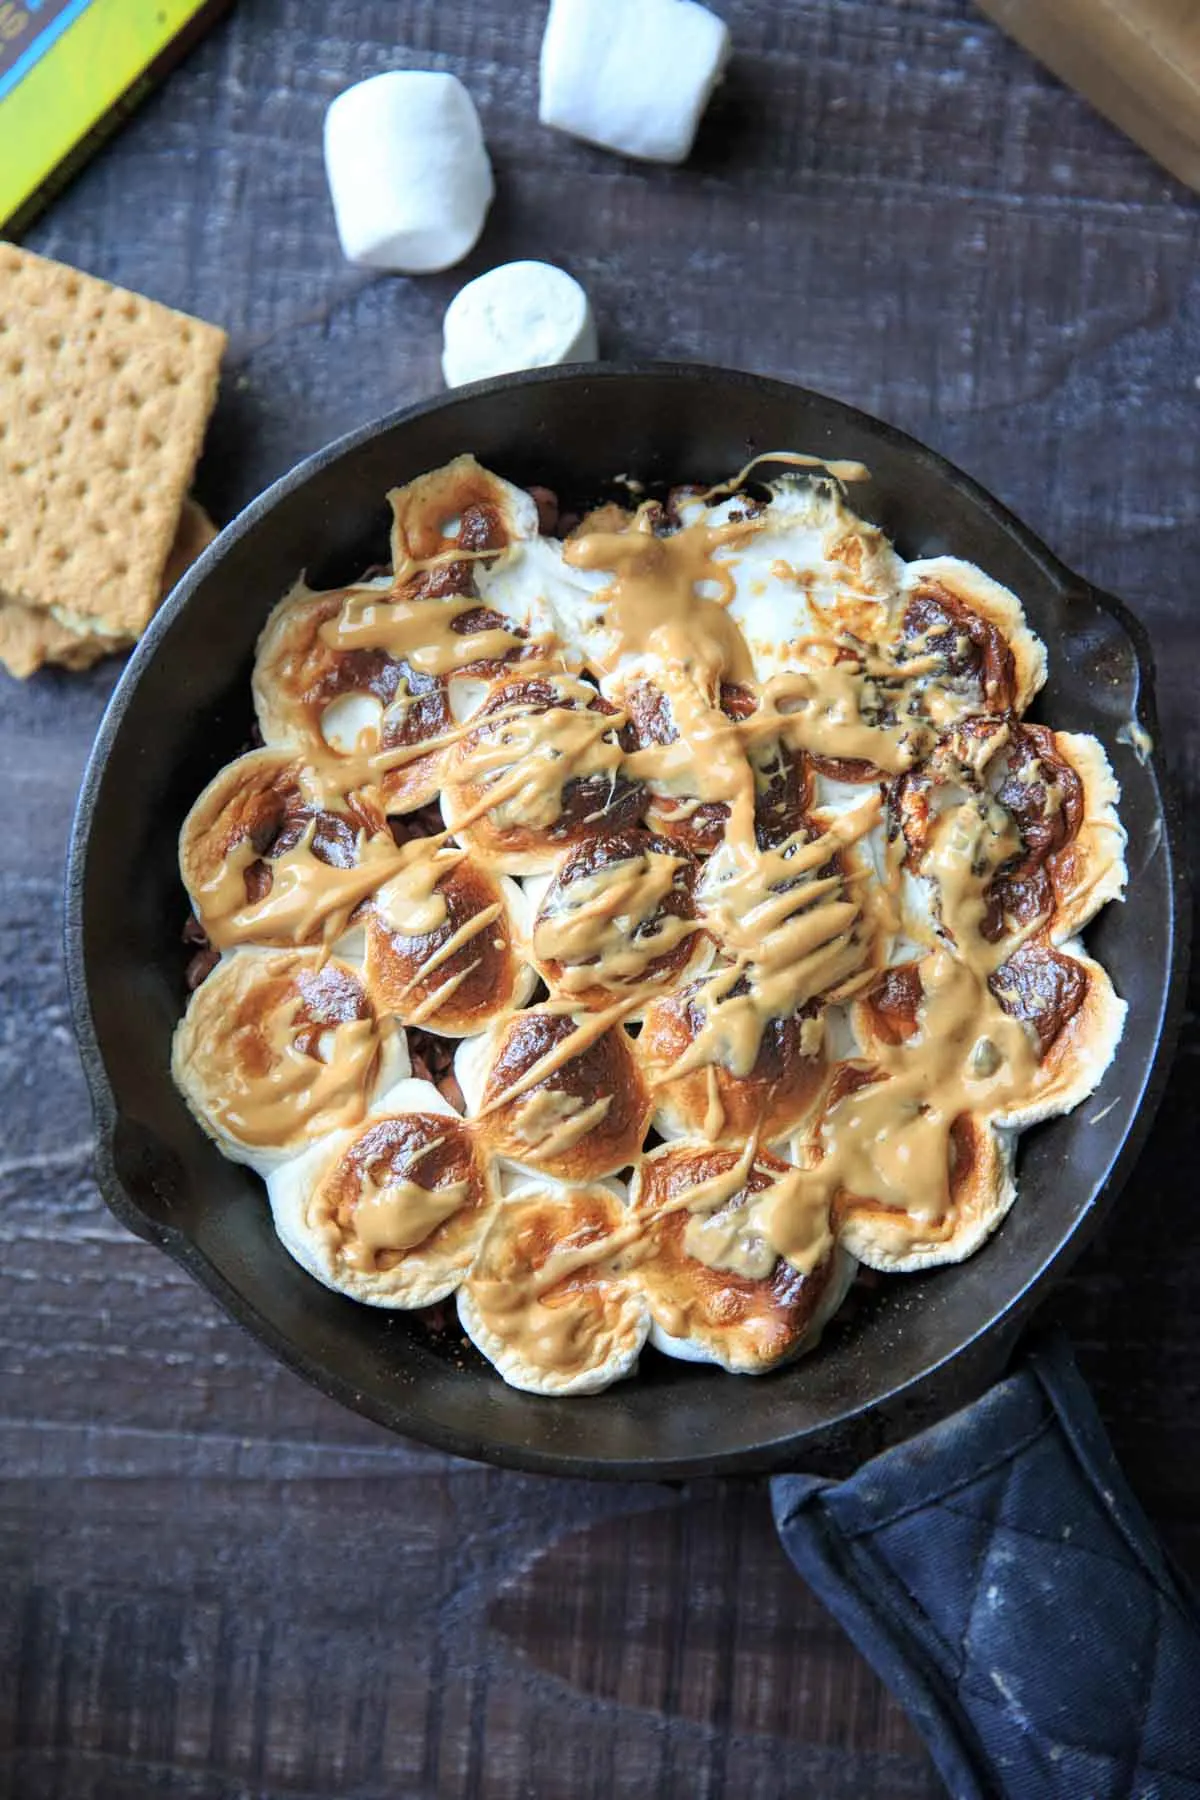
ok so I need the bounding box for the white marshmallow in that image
[442,260,597,387]
[538,0,730,164]
[324,71,494,273]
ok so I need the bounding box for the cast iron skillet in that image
[65,364,1186,1482]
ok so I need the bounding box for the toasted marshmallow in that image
[988,941,1127,1132]
[440,671,643,876]
[636,979,828,1147]
[1031,731,1127,942]
[171,948,408,1174]
[836,1114,1019,1275]
[442,260,598,387]
[458,1004,651,1182]
[475,533,607,659]
[526,827,709,1012]
[630,1141,856,1372]
[267,1082,497,1308]
[178,747,399,952]
[361,853,537,1036]
[388,453,538,563]
[901,557,1047,716]
[324,71,494,273]
[705,480,903,681]
[457,1177,649,1395]
[539,0,730,164]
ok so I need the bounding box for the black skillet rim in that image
[64,362,1190,1479]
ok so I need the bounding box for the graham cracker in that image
[160,496,217,596]
[0,597,111,679]
[0,244,225,645]
[0,496,218,679]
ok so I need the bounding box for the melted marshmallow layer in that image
[172,453,1128,1394]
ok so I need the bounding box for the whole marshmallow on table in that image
[539,0,731,164]
[442,260,598,387]
[324,70,494,273]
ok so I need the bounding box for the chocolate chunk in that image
[185,946,221,990]
[527,485,559,535]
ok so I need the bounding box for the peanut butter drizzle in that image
[222,1003,380,1149]
[470,1228,624,1362]
[477,996,643,1119]
[565,509,763,854]
[678,798,882,1081]
[459,698,625,832]
[685,1203,778,1282]
[758,666,925,774]
[396,905,503,997]
[647,1141,832,1280]
[480,1136,829,1342]
[733,1160,835,1275]
[617,801,1036,1274]
[671,1137,772,1278]
[510,1088,614,1158]
[533,850,697,992]
[697,450,871,499]
[295,650,572,807]
[555,510,911,1079]
[654,787,1040,1269]
[407,963,480,1024]
[702,1065,726,1140]
[199,821,406,951]
[323,590,523,674]
[524,1219,646,1300]
[374,843,466,938]
[465,1187,648,1381]
[335,1168,472,1267]
[372,838,520,1021]
[330,670,624,847]
[489,1286,638,1381]
[760,797,1041,1240]
[684,1211,771,1281]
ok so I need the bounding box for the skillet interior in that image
[65,365,1183,1478]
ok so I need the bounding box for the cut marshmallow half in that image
[539,0,731,164]
[442,260,598,387]
[324,70,494,273]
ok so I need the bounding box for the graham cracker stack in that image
[0,244,226,678]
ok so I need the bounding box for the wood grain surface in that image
[3,2,1199,1795]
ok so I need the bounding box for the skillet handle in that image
[771,1329,1200,1799]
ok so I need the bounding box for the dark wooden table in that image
[4,2,1199,1795]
